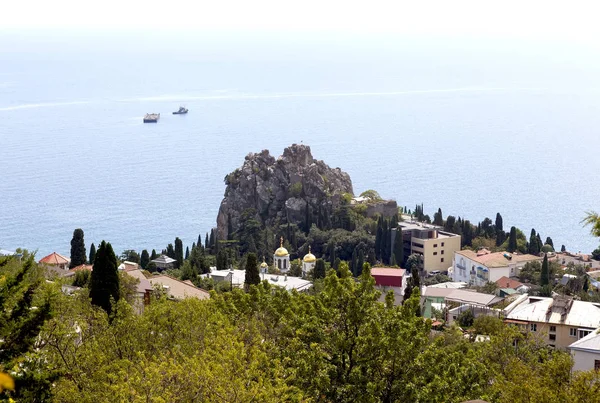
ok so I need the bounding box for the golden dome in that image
[260,260,268,268]
[303,245,316,263]
[274,236,289,257]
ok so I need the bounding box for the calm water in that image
[1,32,599,257]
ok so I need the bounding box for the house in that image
[504,294,600,349]
[393,221,461,273]
[428,281,467,289]
[124,269,153,313]
[118,261,140,271]
[568,329,600,371]
[202,268,313,292]
[495,276,529,293]
[555,252,600,270]
[70,264,93,272]
[452,249,542,286]
[151,255,177,271]
[148,275,210,300]
[371,267,407,304]
[421,287,503,322]
[39,252,70,270]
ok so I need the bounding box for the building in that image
[452,249,542,286]
[421,287,503,322]
[371,267,407,304]
[124,269,153,313]
[148,275,210,300]
[273,237,290,273]
[39,252,70,270]
[302,246,316,277]
[151,255,177,271]
[118,261,140,271]
[394,222,461,273]
[203,268,313,292]
[504,294,600,349]
[70,264,93,272]
[568,330,600,371]
[494,276,529,293]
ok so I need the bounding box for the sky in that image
[2,0,600,46]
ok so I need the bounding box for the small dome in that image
[303,253,316,263]
[274,247,289,257]
[260,261,268,268]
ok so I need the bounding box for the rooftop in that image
[118,261,140,271]
[569,329,600,353]
[495,276,525,289]
[428,281,467,289]
[148,275,210,300]
[70,264,93,272]
[505,295,600,328]
[39,252,70,266]
[151,255,177,264]
[371,267,406,277]
[204,269,312,291]
[423,287,503,307]
[125,269,153,294]
[456,249,541,268]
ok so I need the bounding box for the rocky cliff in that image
[216,144,354,240]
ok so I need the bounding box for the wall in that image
[419,235,461,273]
[571,349,600,372]
[373,274,402,288]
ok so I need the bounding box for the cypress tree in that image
[536,234,543,254]
[375,218,383,261]
[244,253,260,288]
[445,215,456,233]
[333,257,341,271]
[357,249,365,277]
[166,243,175,260]
[561,245,566,252]
[508,227,518,253]
[216,249,228,271]
[209,229,216,254]
[495,213,504,246]
[384,222,392,265]
[351,249,358,276]
[185,246,190,260]
[89,241,120,315]
[403,279,413,304]
[546,237,554,249]
[540,253,550,287]
[205,233,210,252]
[381,220,389,263]
[462,220,474,247]
[197,234,203,249]
[393,228,404,267]
[314,258,326,279]
[140,249,150,270]
[174,237,184,268]
[328,242,336,266]
[433,208,444,226]
[150,249,157,260]
[88,243,96,266]
[528,229,538,255]
[69,228,87,268]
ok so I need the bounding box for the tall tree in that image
[185,246,190,260]
[545,237,554,249]
[244,253,260,288]
[375,217,383,261]
[165,243,175,260]
[216,249,228,271]
[561,245,566,252]
[508,226,518,253]
[205,233,210,252]
[88,243,96,266]
[328,242,336,266]
[528,229,540,255]
[356,249,365,277]
[393,228,404,267]
[495,213,504,246]
[540,253,550,287]
[89,241,120,314]
[384,221,392,265]
[197,234,203,249]
[433,208,444,226]
[314,258,326,279]
[140,249,150,270]
[150,249,157,260]
[174,237,184,268]
[69,228,87,268]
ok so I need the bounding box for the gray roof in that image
[569,329,600,352]
[423,287,503,307]
[151,255,177,264]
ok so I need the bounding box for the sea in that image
[1,30,599,258]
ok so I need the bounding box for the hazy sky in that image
[2,0,599,44]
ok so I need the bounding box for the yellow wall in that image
[414,235,461,272]
[512,321,593,349]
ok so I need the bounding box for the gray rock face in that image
[216,144,354,240]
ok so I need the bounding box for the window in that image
[595,360,600,371]
[433,252,438,256]
[433,244,438,248]
[570,328,577,337]
[441,242,445,247]
[579,330,592,339]
[530,324,537,332]
[550,326,556,332]
[441,250,444,255]
[549,334,556,341]
[441,258,444,263]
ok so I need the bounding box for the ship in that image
[172,106,188,115]
[143,113,160,123]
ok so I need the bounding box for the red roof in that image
[371,267,406,277]
[39,252,70,265]
[495,276,524,289]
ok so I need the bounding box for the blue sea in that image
[1,31,599,257]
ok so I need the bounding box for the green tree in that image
[88,242,96,265]
[150,249,157,260]
[433,208,444,226]
[546,237,554,249]
[314,258,326,279]
[495,212,505,246]
[140,249,150,270]
[73,269,91,287]
[508,226,518,252]
[592,247,600,261]
[174,237,184,268]
[244,253,260,289]
[185,246,190,260]
[393,228,404,267]
[583,211,600,238]
[69,228,87,268]
[216,249,229,271]
[540,253,550,288]
[120,249,140,263]
[89,241,120,314]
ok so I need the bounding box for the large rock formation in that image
[216,144,354,240]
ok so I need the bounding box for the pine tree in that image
[89,241,120,314]
[150,249,157,260]
[89,243,96,265]
[185,246,190,260]
[393,228,404,267]
[244,253,260,288]
[508,227,518,253]
[540,253,550,287]
[140,249,150,270]
[174,237,184,268]
[69,228,87,268]
[433,208,444,226]
[314,258,326,279]
[495,213,504,246]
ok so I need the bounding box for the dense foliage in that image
[89,241,120,314]
[69,228,87,268]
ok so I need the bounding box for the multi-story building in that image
[394,222,461,273]
[452,249,541,286]
[504,294,600,349]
